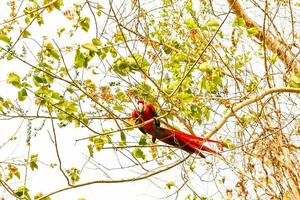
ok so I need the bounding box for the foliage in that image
[0,0,299,199]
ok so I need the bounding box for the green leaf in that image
[44,43,60,60]
[151,146,158,158]
[15,186,31,200]
[22,82,32,88]
[22,30,31,38]
[198,62,213,73]
[139,134,147,145]
[184,18,197,29]
[203,107,210,121]
[87,144,94,157]
[112,54,149,74]
[120,131,126,145]
[79,17,90,32]
[67,167,80,183]
[132,148,146,160]
[140,82,152,92]
[82,43,98,52]
[247,27,259,36]
[112,58,131,76]
[212,71,223,86]
[84,79,96,89]
[7,73,21,88]
[57,27,65,37]
[94,137,104,151]
[64,101,78,114]
[57,113,67,120]
[67,87,74,94]
[132,54,150,69]
[166,181,175,189]
[79,114,88,125]
[44,0,55,12]
[39,62,54,70]
[173,52,187,63]
[0,34,10,44]
[30,154,38,171]
[0,101,3,113]
[33,76,47,87]
[232,17,246,27]
[198,77,219,94]
[33,76,43,84]
[92,38,102,46]
[289,73,300,88]
[115,90,126,101]
[269,54,278,64]
[3,99,13,109]
[180,93,194,104]
[109,46,118,58]
[113,104,124,112]
[246,76,259,92]
[189,160,196,172]
[51,92,62,100]
[15,171,21,179]
[18,89,27,101]
[206,18,219,27]
[54,0,63,10]
[190,104,203,125]
[114,31,127,43]
[290,73,300,84]
[223,138,236,150]
[34,192,51,200]
[74,48,87,68]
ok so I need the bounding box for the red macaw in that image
[132,100,224,158]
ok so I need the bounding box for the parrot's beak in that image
[138,103,144,113]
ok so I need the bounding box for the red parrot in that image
[132,100,224,158]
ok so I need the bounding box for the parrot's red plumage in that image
[132,100,224,158]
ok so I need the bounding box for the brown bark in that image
[227,0,300,73]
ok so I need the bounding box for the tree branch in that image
[0,0,58,25]
[226,0,300,72]
[75,111,170,142]
[48,108,71,186]
[37,154,191,200]
[206,87,300,138]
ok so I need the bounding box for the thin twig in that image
[37,154,191,200]
[48,108,71,186]
[206,87,300,138]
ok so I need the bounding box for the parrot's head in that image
[137,99,145,113]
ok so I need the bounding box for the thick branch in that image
[206,87,300,138]
[226,0,300,72]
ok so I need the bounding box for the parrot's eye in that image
[138,103,144,112]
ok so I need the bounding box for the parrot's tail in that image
[163,128,223,157]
